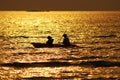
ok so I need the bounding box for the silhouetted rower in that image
[63,34,71,46]
[46,36,54,46]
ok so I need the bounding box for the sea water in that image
[0,11,120,80]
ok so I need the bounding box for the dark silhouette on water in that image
[31,34,78,48]
[62,34,71,46]
[31,42,78,48]
[46,36,54,46]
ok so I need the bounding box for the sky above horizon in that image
[0,0,120,11]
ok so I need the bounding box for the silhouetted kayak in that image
[31,43,79,48]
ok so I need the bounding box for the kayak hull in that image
[31,43,78,48]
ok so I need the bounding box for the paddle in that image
[56,30,67,44]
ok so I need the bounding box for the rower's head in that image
[47,36,52,39]
[63,34,67,38]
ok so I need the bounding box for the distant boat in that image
[31,43,78,48]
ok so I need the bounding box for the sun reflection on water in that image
[0,11,120,79]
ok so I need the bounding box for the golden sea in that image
[0,11,120,80]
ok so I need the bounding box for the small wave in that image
[21,76,76,80]
[80,61,120,67]
[0,35,5,38]
[84,77,119,80]
[17,52,52,55]
[103,41,120,44]
[7,36,29,38]
[1,60,120,68]
[91,46,115,50]
[50,56,107,61]
[93,34,117,38]
[19,77,119,80]
[114,48,120,51]
[0,62,72,68]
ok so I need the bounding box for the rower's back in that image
[46,36,54,46]
[63,34,70,46]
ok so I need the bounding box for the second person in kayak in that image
[62,34,71,46]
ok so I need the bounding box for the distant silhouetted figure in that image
[46,36,54,46]
[63,34,71,46]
